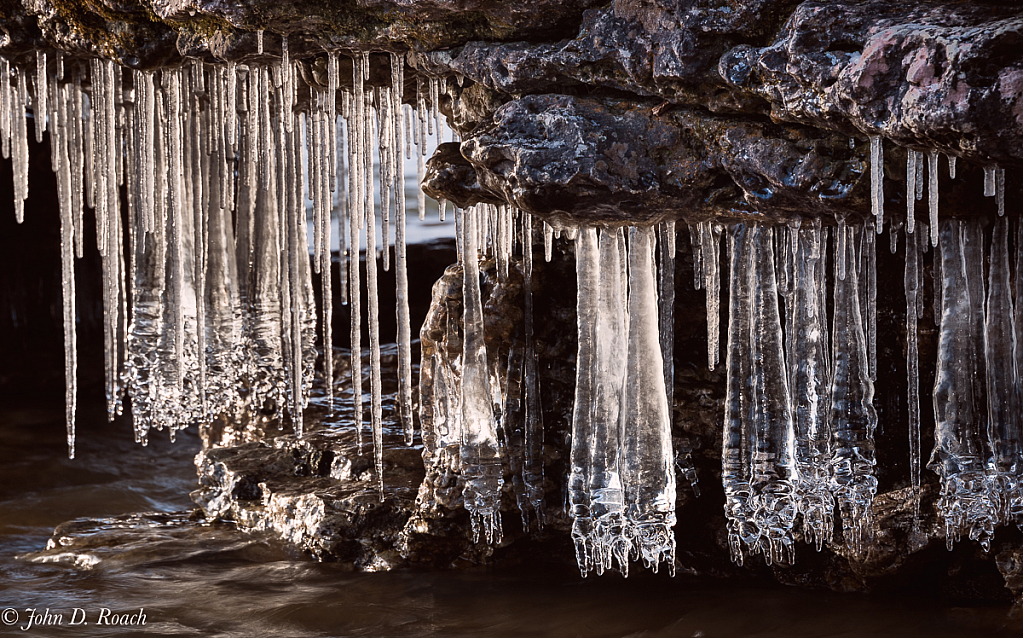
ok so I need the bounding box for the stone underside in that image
[3,0,1023,224]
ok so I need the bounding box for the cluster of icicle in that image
[0,47,450,484]
[418,203,547,544]
[695,219,878,565]
[568,223,678,577]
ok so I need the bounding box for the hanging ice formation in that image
[7,46,1023,572]
[568,224,676,576]
[1,51,437,476]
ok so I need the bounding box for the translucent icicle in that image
[689,223,703,290]
[586,227,629,575]
[12,66,29,223]
[862,223,877,382]
[996,167,1005,217]
[570,226,600,573]
[869,135,884,231]
[829,223,878,557]
[365,127,384,493]
[906,149,917,233]
[905,224,922,521]
[522,212,545,527]
[984,218,1022,526]
[927,150,939,247]
[930,218,997,551]
[623,225,677,574]
[658,222,675,437]
[984,166,996,197]
[788,221,833,550]
[35,51,46,143]
[948,155,957,179]
[460,205,504,544]
[702,222,722,370]
[543,221,554,262]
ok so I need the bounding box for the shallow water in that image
[2,391,1022,638]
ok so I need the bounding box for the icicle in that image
[915,153,924,201]
[570,226,600,573]
[996,167,1005,217]
[933,238,943,327]
[587,227,629,575]
[905,224,922,521]
[830,223,878,557]
[12,66,29,223]
[927,150,939,247]
[984,218,1022,527]
[521,212,545,527]
[862,223,877,382]
[689,223,703,290]
[906,149,917,233]
[543,221,554,262]
[54,79,78,458]
[948,154,957,180]
[869,135,884,231]
[623,225,677,574]
[984,166,996,197]
[722,224,797,566]
[365,119,384,493]
[658,222,675,436]
[349,59,365,448]
[257,30,265,55]
[836,218,848,281]
[930,219,997,551]
[460,205,504,544]
[788,220,833,550]
[35,51,46,143]
[702,222,722,370]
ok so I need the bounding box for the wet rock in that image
[24,512,292,569]
[193,427,424,569]
[433,93,867,225]
[721,2,1023,166]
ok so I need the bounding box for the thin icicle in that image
[869,135,884,231]
[689,223,703,290]
[543,221,554,262]
[522,212,545,527]
[948,154,957,179]
[927,150,939,247]
[905,223,922,521]
[702,222,722,370]
[996,167,1005,217]
[984,166,996,197]
[906,149,917,233]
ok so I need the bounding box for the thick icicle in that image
[623,225,677,574]
[929,218,997,551]
[658,222,675,440]
[787,221,833,550]
[723,224,797,566]
[829,223,878,557]
[570,226,600,572]
[460,205,504,544]
[984,218,1022,526]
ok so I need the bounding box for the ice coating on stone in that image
[930,218,997,551]
[829,223,878,557]
[459,205,504,545]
